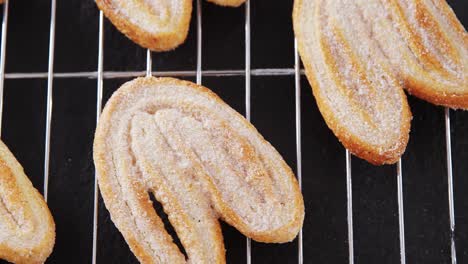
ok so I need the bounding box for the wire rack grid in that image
[0,0,461,263]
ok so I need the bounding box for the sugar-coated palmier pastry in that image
[95,0,246,51]
[293,0,412,164]
[0,140,55,264]
[93,77,304,263]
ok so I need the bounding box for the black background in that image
[0,0,467,263]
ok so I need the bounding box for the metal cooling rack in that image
[0,0,459,263]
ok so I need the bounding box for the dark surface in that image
[0,0,466,263]
[46,78,96,263]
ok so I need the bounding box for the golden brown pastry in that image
[0,140,55,264]
[347,0,468,109]
[293,0,412,164]
[93,77,304,263]
[95,0,247,51]
[293,0,467,164]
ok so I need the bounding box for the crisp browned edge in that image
[93,77,304,261]
[404,77,468,110]
[0,142,55,264]
[292,0,412,165]
[95,0,193,52]
[206,0,246,7]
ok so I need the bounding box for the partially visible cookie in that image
[0,140,55,264]
[96,0,247,52]
[294,0,467,164]
[95,0,193,51]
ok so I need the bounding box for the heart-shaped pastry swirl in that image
[294,0,467,164]
[93,77,304,263]
[0,141,55,264]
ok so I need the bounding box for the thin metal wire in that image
[2,68,307,79]
[43,0,57,201]
[445,107,457,264]
[294,38,303,264]
[346,150,354,264]
[146,49,152,77]
[0,0,9,135]
[92,11,104,264]
[245,0,252,263]
[244,2,251,127]
[397,159,406,264]
[196,0,202,85]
